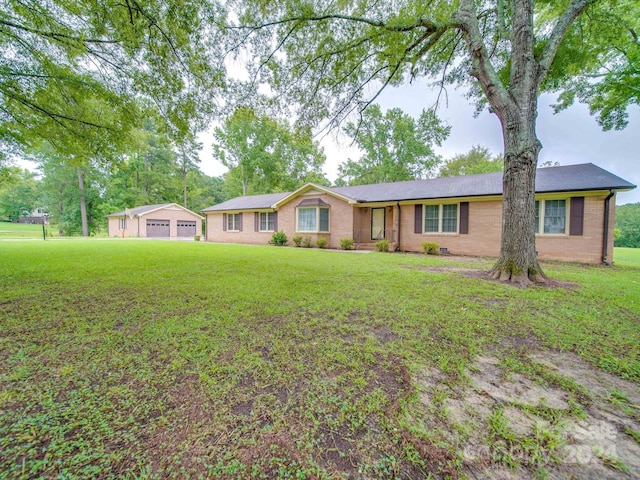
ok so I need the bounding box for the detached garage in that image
[107,204,203,239]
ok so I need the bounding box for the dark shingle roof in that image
[332,163,635,202]
[201,192,289,212]
[107,204,174,217]
[201,163,635,211]
[534,163,635,193]
[297,198,330,207]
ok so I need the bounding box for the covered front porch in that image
[352,204,400,250]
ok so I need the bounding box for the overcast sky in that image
[198,80,639,205]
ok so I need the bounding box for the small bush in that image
[316,237,328,249]
[270,231,288,246]
[422,242,439,255]
[292,235,303,247]
[194,235,201,242]
[340,238,355,250]
[375,239,389,252]
[302,236,312,248]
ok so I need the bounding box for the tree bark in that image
[183,168,188,208]
[489,110,546,285]
[458,0,548,285]
[77,167,89,237]
[487,0,547,285]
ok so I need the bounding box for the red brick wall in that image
[205,193,615,263]
[206,193,355,249]
[398,195,614,263]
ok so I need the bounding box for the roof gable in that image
[107,203,204,219]
[271,183,356,209]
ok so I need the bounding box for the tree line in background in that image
[0,121,225,235]
[0,98,508,235]
[615,204,640,248]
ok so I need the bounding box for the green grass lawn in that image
[0,222,57,239]
[614,247,640,268]
[1,241,639,479]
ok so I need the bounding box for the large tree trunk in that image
[57,186,64,235]
[489,91,546,285]
[183,169,188,208]
[77,167,89,237]
[457,0,550,286]
[182,160,188,208]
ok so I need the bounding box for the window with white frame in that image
[297,207,329,232]
[535,199,567,234]
[260,212,276,232]
[227,213,241,231]
[119,217,126,230]
[424,203,458,233]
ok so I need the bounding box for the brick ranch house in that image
[107,203,203,239]
[202,163,635,264]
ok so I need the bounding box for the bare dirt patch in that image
[371,325,400,344]
[402,262,579,290]
[404,265,480,274]
[144,373,220,478]
[417,352,640,479]
[460,269,579,290]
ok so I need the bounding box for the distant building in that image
[18,209,49,224]
[106,203,203,239]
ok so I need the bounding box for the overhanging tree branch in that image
[455,0,511,117]
[235,13,444,34]
[536,0,599,89]
[0,19,120,45]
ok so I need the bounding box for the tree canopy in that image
[1,0,224,163]
[0,167,39,222]
[614,203,640,248]
[439,146,502,177]
[338,105,449,185]
[213,107,327,197]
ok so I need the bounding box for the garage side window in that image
[119,218,126,230]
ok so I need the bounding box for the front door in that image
[371,208,385,240]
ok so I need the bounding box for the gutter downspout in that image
[602,189,615,266]
[396,202,401,252]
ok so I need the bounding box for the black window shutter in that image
[222,213,227,231]
[273,211,278,231]
[414,204,423,234]
[254,212,259,232]
[570,197,584,236]
[459,202,469,234]
[238,213,243,232]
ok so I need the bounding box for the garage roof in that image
[107,203,204,219]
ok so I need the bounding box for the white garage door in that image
[177,221,197,237]
[146,219,170,237]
